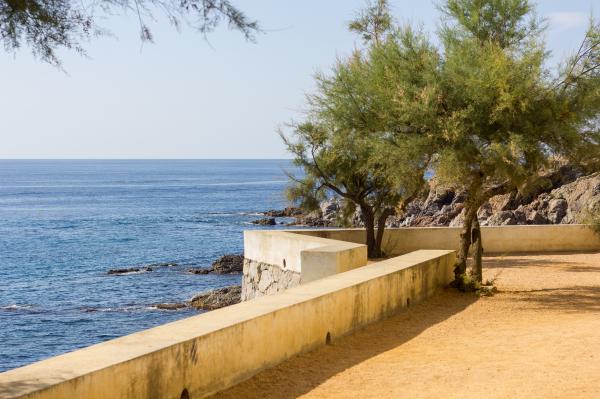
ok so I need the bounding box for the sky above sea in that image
[0,0,596,159]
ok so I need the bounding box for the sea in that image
[0,159,298,372]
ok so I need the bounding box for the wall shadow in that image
[209,289,476,399]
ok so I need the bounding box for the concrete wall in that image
[242,225,600,300]
[0,250,455,399]
[293,224,600,255]
[242,230,368,299]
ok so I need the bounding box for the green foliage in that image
[348,0,392,45]
[451,273,480,292]
[439,0,542,49]
[580,201,600,236]
[433,0,600,204]
[283,0,600,262]
[0,0,259,67]
[282,11,436,257]
[430,0,600,283]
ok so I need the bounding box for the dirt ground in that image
[211,252,600,399]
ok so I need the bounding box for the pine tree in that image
[434,0,600,286]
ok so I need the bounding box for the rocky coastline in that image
[107,254,244,312]
[107,171,600,314]
[280,169,600,229]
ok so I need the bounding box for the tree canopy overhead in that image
[0,0,259,66]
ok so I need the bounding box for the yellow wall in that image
[292,225,600,255]
[0,250,455,399]
[244,230,367,283]
[3,225,599,399]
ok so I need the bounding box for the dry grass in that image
[211,252,600,399]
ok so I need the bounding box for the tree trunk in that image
[361,206,378,259]
[471,217,483,283]
[374,208,393,259]
[454,201,478,282]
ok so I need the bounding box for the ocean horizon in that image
[0,159,298,372]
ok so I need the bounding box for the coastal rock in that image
[189,285,241,310]
[320,198,341,220]
[155,303,186,310]
[263,207,302,217]
[547,198,568,224]
[211,254,244,274]
[186,254,243,275]
[403,172,600,227]
[107,267,152,275]
[251,217,276,226]
[187,268,211,275]
[288,170,600,229]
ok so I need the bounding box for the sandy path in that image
[211,252,600,399]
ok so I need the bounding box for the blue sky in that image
[0,0,596,159]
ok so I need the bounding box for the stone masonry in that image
[241,258,301,301]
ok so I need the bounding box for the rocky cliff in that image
[291,170,600,228]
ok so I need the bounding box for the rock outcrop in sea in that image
[250,217,276,226]
[107,266,153,275]
[189,285,242,310]
[187,254,244,275]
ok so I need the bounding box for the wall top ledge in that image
[0,249,454,399]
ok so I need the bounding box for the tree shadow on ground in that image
[502,286,600,313]
[483,253,600,272]
[209,289,476,399]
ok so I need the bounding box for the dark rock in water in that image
[189,285,241,311]
[211,254,244,274]
[251,217,276,226]
[186,254,243,275]
[107,266,154,275]
[263,207,303,217]
[155,303,187,310]
[148,262,178,268]
[107,267,141,275]
[187,267,211,275]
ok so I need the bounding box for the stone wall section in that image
[242,258,301,301]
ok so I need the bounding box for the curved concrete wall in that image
[292,224,600,255]
[243,230,367,279]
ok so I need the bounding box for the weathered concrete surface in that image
[0,250,455,399]
[243,230,367,276]
[241,230,368,300]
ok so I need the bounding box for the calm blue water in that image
[0,160,296,372]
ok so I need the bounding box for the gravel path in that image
[211,252,600,399]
